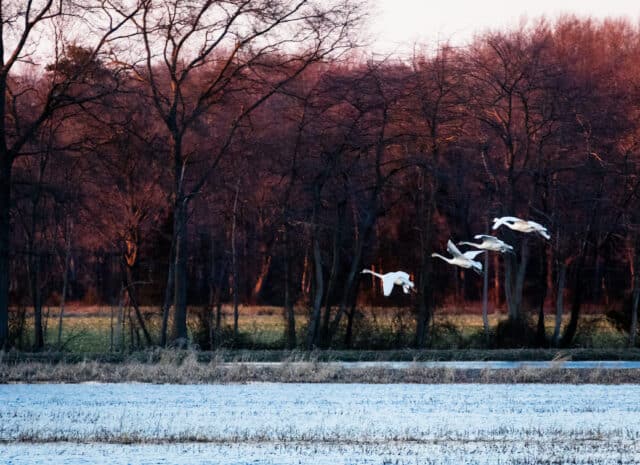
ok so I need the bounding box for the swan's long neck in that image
[361,269,384,279]
[431,254,453,264]
[459,241,481,248]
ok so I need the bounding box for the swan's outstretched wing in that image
[471,260,483,274]
[447,240,463,257]
[526,220,546,230]
[382,277,395,296]
[394,271,410,281]
[463,250,485,260]
[474,234,497,241]
[491,218,506,230]
[487,236,514,250]
[492,216,522,230]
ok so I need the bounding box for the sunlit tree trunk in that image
[251,255,271,304]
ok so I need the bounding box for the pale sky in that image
[369,0,640,56]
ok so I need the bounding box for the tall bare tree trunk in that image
[321,201,345,346]
[27,251,44,350]
[561,233,592,347]
[171,200,189,346]
[128,304,136,351]
[344,294,359,348]
[512,238,529,320]
[57,220,73,349]
[552,262,567,347]
[629,277,639,348]
[124,265,152,346]
[535,243,548,347]
[169,128,189,347]
[206,236,216,350]
[160,234,175,347]
[213,256,226,347]
[0,122,11,350]
[629,240,639,348]
[493,254,501,306]
[416,167,436,348]
[109,301,115,352]
[283,225,296,349]
[115,286,125,352]
[307,198,324,349]
[327,222,370,346]
[482,250,490,341]
[231,182,240,339]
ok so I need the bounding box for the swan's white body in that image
[431,240,484,274]
[492,216,550,240]
[361,269,415,296]
[459,234,514,253]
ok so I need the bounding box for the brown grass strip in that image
[2,355,640,384]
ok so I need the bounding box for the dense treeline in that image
[1,1,640,351]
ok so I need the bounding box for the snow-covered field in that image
[2,383,639,464]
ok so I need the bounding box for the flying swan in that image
[459,234,514,253]
[492,216,550,240]
[361,270,415,296]
[431,240,484,274]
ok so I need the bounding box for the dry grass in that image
[2,350,640,384]
[5,347,640,364]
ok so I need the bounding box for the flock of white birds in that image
[361,216,550,297]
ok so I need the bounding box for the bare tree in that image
[630,237,640,347]
[409,45,465,347]
[0,0,141,348]
[56,218,72,349]
[465,25,557,336]
[81,96,166,348]
[324,64,412,347]
[127,0,366,346]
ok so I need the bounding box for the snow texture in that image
[1,383,639,464]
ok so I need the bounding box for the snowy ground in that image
[1,383,639,464]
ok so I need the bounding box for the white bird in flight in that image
[492,216,550,240]
[458,234,514,254]
[361,269,415,296]
[431,240,484,274]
